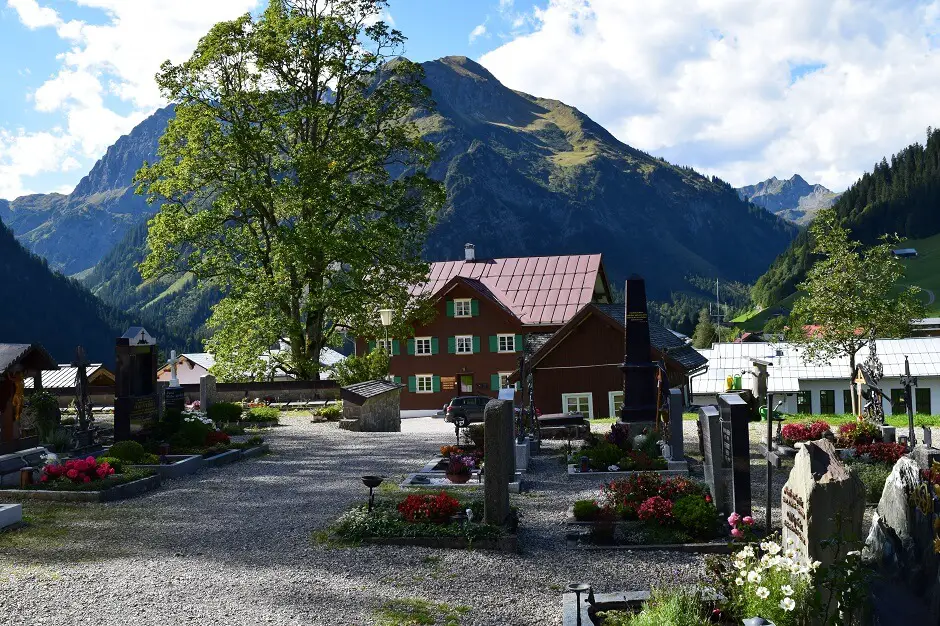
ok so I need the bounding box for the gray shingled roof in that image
[342,379,402,401]
[0,343,58,375]
[593,304,708,371]
[524,333,554,358]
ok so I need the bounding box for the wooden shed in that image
[0,344,58,453]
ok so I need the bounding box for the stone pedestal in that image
[666,389,685,462]
[699,405,729,514]
[718,393,752,516]
[484,399,513,526]
[200,374,217,411]
[783,439,865,568]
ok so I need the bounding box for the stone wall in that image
[341,389,401,432]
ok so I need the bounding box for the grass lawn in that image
[898,232,940,315]
[590,413,699,426]
[786,413,940,427]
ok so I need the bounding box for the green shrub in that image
[174,420,214,448]
[317,403,342,421]
[108,440,147,463]
[671,495,718,539]
[636,431,663,459]
[97,456,124,473]
[245,406,279,422]
[222,424,246,436]
[207,402,244,424]
[46,428,72,453]
[850,461,892,503]
[573,499,601,521]
[466,423,485,448]
[598,588,711,626]
[586,442,623,470]
[27,391,62,441]
[137,453,161,466]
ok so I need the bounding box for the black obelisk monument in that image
[619,275,660,424]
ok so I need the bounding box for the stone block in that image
[666,389,685,461]
[0,503,22,529]
[699,405,728,514]
[881,425,897,443]
[200,374,218,411]
[484,399,513,526]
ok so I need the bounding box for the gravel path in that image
[1,415,706,626]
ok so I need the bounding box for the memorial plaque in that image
[718,393,751,516]
[164,386,184,413]
[619,275,660,424]
[441,376,456,391]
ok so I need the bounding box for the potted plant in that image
[445,456,473,484]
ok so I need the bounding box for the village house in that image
[157,348,346,384]
[356,245,614,411]
[694,339,940,416]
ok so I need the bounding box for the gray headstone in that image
[484,399,513,526]
[699,405,728,514]
[921,426,933,449]
[200,374,217,411]
[881,425,897,444]
[666,389,684,461]
[718,393,752,516]
[782,439,865,569]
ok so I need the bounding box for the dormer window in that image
[454,298,472,318]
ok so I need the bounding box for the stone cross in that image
[718,393,751,516]
[167,350,180,387]
[484,399,513,526]
[782,439,864,568]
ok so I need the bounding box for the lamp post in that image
[378,309,394,381]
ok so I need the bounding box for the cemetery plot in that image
[0,455,161,503]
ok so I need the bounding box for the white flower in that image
[766,542,781,555]
[760,541,769,552]
[811,560,821,570]
[740,546,755,558]
[756,586,770,599]
[785,549,796,559]
[787,538,794,545]
[847,550,860,557]
[747,571,761,584]
[781,585,794,596]
[466,508,473,523]
[780,597,796,611]
[735,577,744,586]
[608,465,620,471]
[734,559,746,570]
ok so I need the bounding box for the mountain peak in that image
[736,174,841,225]
[788,174,807,185]
[435,56,496,81]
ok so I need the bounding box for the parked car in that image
[443,396,492,425]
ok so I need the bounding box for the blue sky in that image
[3,0,940,199]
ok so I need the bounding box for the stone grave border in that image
[400,472,520,493]
[129,454,203,479]
[562,590,649,626]
[0,473,162,502]
[566,464,689,480]
[360,533,519,553]
[564,506,733,553]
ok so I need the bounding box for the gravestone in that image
[718,393,751,516]
[782,439,865,568]
[113,329,159,441]
[484,399,513,526]
[619,275,659,426]
[200,374,217,411]
[699,405,729,514]
[881,425,896,444]
[665,389,685,460]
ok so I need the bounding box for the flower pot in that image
[446,472,471,484]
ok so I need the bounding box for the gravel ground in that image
[1,414,706,626]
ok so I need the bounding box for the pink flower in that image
[705,495,712,503]
[40,474,48,483]
[85,456,96,464]
[83,475,91,483]
[743,516,754,526]
[66,469,79,480]
[731,528,744,539]
[728,512,741,526]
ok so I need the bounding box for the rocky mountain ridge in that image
[737,174,841,224]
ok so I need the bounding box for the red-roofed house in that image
[356,244,613,410]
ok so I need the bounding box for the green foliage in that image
[206,402,243,424]
[373,598,470,626]
[135,0,445,381]
[789,208,925,376]
[244,406,279,423]
[848,461,892,503]
[331,504,504,543]
[26,468,155,492]
[691,309,718,348]
[174,420,214,448]
[45,428,72,453]
[107,441,147,464]
[334,349,390,386]
[136,453,161,466]
[316,402,342,421]
[27,392,62,442]
[671,495,718,539]
[466,424,485,449]
[573,499,601,521]
[96,456,125,473]
[222,423,246,436]
[585,442,624,471]
[598,588,712,626]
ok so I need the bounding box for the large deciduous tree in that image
[136,0,445,381]
[789,208,925,413]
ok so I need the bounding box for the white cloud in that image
[469,22,487,44]
[480,0,940,191]
[1,0,259,198]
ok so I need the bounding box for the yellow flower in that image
[934,537,940,554]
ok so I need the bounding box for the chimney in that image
[464,243,475,262]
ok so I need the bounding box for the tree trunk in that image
[849,352,857,417]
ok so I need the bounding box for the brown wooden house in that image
[515,304,707,418]
[355,246,613,410]
[0,343,58,453]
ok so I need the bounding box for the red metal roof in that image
[419,254,605,325]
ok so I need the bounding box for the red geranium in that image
[397,492,461,524]
[837,421,881,447]
[856,442,906,465]
[637,496,673,524]
[205,431,231,446]
[781,420,831,445]
[42,456,114,485]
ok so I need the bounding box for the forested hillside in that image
[753,128,940,307]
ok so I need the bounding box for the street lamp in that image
[378,309,394,350]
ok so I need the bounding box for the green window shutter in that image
[407,338,415,355]
[408,376,417,392]
[393,376,402,385]
[489,335,498,352]
[470,299,480,316]
[447,337,456,354]
[431,337,439,355]
[446,300,455,317]
[515,381,521,391]
[515,334,523,352]
[472,336,481,354]
[491,374,500,390]
[432,376,441,392]
[367,340,375,353]
[391,339,400,356]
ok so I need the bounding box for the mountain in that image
[5,56,798,338]
[0,107,174,276]
[737,174,841,224]
[753,128,940,307]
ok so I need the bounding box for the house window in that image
[497,334,516,353]
[376,339,392,353]
[416,374,434,393]
[796,390,812,414]
[455,335,473,354]
[498,372,513,389]
[819,390,835,414]
[562,393,593,419]
[415,337,432,356]
[916,388,931,415]
[843,389,854,414]
[608,391,624,419]
[891,389,906,415]
[454,298,472,318]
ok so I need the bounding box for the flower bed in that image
[0,468,160,502]
[568,473,720,546]
[326,490,517,552]
[780,421,832,447]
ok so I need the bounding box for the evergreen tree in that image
[692,309,718,348]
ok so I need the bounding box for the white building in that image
[692,339,940,416]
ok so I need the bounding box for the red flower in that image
[40,474,48,482]
[637,496,673,524]
[396,492,460,523]
[781,421,831,445]
[83,475,91,483]
[66,469,79,480]
[856,442,906,465]
[705,494,712,503]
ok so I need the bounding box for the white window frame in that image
[562,392,594,419]
[455,335,474,355]
[454,298,472,318]
[608,391,624,419]
[497,333,516,353]
[416,374,434,394]
[376,339,392,353]
[414,337,432,356]
[498,372,514,389]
